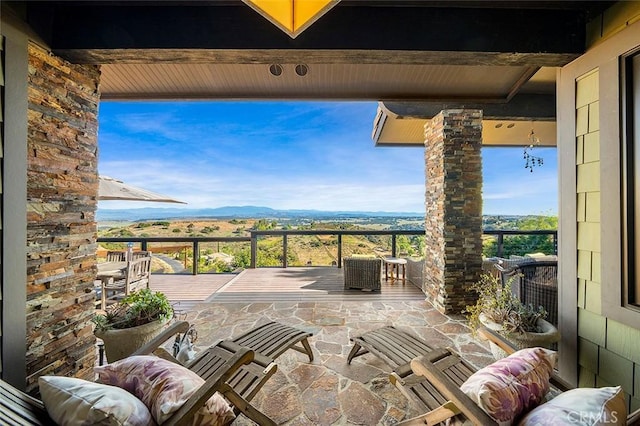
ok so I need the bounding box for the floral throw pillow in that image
[95,355,235,426]
[518,386,626,425]
[460,347,557,425]
[38,376,155,426]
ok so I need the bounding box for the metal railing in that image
[248,229,423,269]
[482,229,558,258]
[97,236,250,275]
[97,229,557,275]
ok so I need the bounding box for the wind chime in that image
[523,129,544,172]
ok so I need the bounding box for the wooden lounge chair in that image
[0,346,254,426]
[396,327,640,425]
[135,320,314,426]
[232,321,314,362]
[347,325,434,379]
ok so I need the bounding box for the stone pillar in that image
[423,110,483,314]
[25,43,100,391]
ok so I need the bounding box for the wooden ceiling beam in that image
[56,49,579,67]
[24,2,587,66]
[381,93,557,121]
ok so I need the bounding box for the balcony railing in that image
[97,229,557,275]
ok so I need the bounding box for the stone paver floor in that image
[182,300,494,425]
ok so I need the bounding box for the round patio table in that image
[383,257,407,284]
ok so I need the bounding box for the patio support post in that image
[391,234,397,257]
[250,232,257,268]
[423,109,483,314]
[192,241,199,275]
[282,234,288,268]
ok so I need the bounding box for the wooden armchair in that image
[101,254,152,308]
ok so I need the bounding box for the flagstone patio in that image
[181,299,494,425]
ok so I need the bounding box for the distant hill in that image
[96,206,424,222]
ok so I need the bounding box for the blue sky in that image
[97,101,557,215]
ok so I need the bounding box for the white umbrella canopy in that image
[98,176,187,204]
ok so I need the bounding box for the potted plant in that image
[465,273,559,359]
[94,288,173,362]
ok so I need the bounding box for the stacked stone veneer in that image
[423,110,483,314]
[25,43,100,392]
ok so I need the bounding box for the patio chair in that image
[395,327,640,425]
[343,256,382,291]
[0,346,254,426]
[134,320,314,426]
[100,254,152,309]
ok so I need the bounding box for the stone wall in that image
[25,43,100,392]
[423,109,483,314]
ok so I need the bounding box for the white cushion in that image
[519,386,626,425]
[39,376,155,426]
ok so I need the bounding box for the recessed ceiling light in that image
[495,123,503,128]
[295,64,308,77]
[507,123,515,128]
[269,64,283,76]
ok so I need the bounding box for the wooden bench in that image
[0,379,52,425]
[347,325,433,377]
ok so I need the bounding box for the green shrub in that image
[93,289,173,332]
[464,273,547,334]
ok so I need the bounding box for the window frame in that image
[621,48,640,310]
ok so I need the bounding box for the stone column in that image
[25,43,100,391]
[423,110,483,314]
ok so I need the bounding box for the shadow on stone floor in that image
[183,300,494,425]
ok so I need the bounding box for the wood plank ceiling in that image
[19,1,613,146]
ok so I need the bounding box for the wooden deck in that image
[149,267,425,306]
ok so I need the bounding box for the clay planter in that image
[95,319,166,363]
[479,313,559,360]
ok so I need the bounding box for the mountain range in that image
[96,206,424,222]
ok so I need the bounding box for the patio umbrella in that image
[98,176,186,204]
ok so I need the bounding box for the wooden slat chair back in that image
[130,250,152,260]
[124,255,152,293]
[105,250,127,262]
[400,348,498,426]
